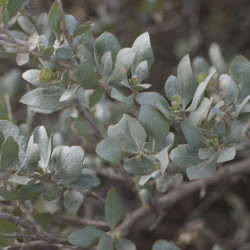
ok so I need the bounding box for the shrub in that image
[0,0,249,249]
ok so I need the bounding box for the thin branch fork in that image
[0,212,68,245]
[56,215,109,228]
[114,158,250,235]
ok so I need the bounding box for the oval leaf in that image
[20,86,69,111]
[96,137,122,165]
[0,136,19,171]
[105,188,123,230]
[68,226,105,248]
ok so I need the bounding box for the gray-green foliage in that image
[0,0,249,249]
[105,188,124,229]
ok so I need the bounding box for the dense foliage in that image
[0,0,249,249]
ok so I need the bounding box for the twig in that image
[12,241,77,249]
[117,163,136,193]
[56,0,80,63]
[5,94,14,121]
[185,182,233,222]
[17,201,48,238]
[0,33,28,47]
[93,167,125,182]
[32,51,76,70]
[0,232,36,239]
[148,210,166,231]
[0,212,38,236]
[56,215,109,228]
[84,190,106,204]
[114,158,250,235]
[0,212,69,245]
[77,102,103,141]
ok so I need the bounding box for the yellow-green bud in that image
[39,68,57,83]
[38,44,45,54]
[196,74,207,84]
[135,154,142,161]
[170,95,182,111]
[207,134,219,147]
[129,75,139,86]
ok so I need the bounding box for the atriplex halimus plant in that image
[0,0,249,249]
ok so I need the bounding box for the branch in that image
[56,216,109,228]
[0,212,68,245]
[0,212,38,236]
[77,102,103,141]
[12,241,77,249]
[17,201,51,240]
[84,190,106,204]
[32,52,76,70]
[0,233,36,239]
[56,0,79,63]
[114,158,250,235]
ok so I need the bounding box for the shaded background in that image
[28,0,250,93]
[1,0,250,249]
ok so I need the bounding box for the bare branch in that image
[114,158,250,235]
[0,212,68,245]
[12,241,77,249]
[77,102,103,141]
[0,232,36,239]
[56,215,109,228]
[0,212,38,236]
[84,190,106,204]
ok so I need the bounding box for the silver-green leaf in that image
[219,74,239,106]
[94,32,120,71]
[217,147,236,163]
[0,136,19,171]
[139,105,170,152]
[177,54,198,108]
[52,145,84,180]
[186,154,217,180]
[63,190,84,215]
[164,75,182,103]
[68,226,105,248]
[105,188,123,230]
[96,137,122,165]
[73,61,98,89]
[153,240,181,250]
[131,32,154,73]
[114,238,136,250]
[170,144,203,171]
[98,237,114,250]
[124,156,156,176]
[109,48,135,81]
[230,55,250,102]
[20,86,69,111]
[100,51,113,79]
[181,123,207,150]
[187,70,216,111]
